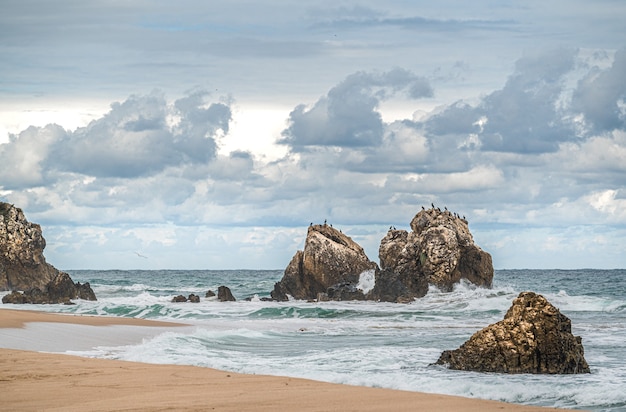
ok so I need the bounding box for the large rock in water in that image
[271,224,378,301]
[0,202,97,304]
[435,292,590,374]
[378,207,493,293]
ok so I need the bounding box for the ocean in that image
[3,269,625,411]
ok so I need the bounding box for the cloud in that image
[0,90,232,186]
[571,48,626,133]
[0,124,66,189]
[2,49,626,269]
[279,68,432,150]
[309,6,518,33]
[423,48,579,154]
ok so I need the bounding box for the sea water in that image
[3,269,625,411]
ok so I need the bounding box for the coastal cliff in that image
[1,202,96,304]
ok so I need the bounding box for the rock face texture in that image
[435,292,590,374]
[378,207,493,293]
[0,203,59,291]
[271,224,378,301]
[1,202,97,304]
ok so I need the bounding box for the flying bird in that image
[134,251,148,259]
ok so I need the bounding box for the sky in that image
[1,1,625,270]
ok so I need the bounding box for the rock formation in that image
[272,208,493,302]
[271,224,378,301]
[378,207,493,293]
[435,292,590,374]
[1,202,97,304]
[1,203,59,291]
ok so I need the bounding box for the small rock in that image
[217,286,236,302]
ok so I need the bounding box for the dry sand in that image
[0,308,564,412]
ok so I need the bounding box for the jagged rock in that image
[0,202,97,304]
[435,292,590,374]
[172,295,187,302]
[1,272,97,304]
[205,290,216,298]
[1,203,59,291]
[217,285,236,302]
[188,294,200,303]
[378,208,493,293]
[271,224,378,301]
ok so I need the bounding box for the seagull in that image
[134,251,148,259]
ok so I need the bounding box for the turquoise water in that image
[4,269,626,410]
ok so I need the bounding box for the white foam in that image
[356,269,375,294]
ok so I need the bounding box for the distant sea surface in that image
[5,269,626,411]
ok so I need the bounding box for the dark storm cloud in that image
[572,48,626,133]
[279,69,432,150]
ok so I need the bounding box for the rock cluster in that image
[172,293,201,303]
[172,286,237,303]
[1,202,97,304]
[435,292,590,374]
[272,207,493,302]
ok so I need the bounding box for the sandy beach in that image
[0,308,565,412]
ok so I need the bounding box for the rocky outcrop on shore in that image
[272,207,493,302]
[2,272,97,304]
[1,202,97,304]
[271,224,378,301]
[435,292,590,374]
[1,203,59,291]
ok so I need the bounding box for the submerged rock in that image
[188,293,200,303]
[435,292,590,374]
[271,224,378,301]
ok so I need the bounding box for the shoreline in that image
[0,308,565,411]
